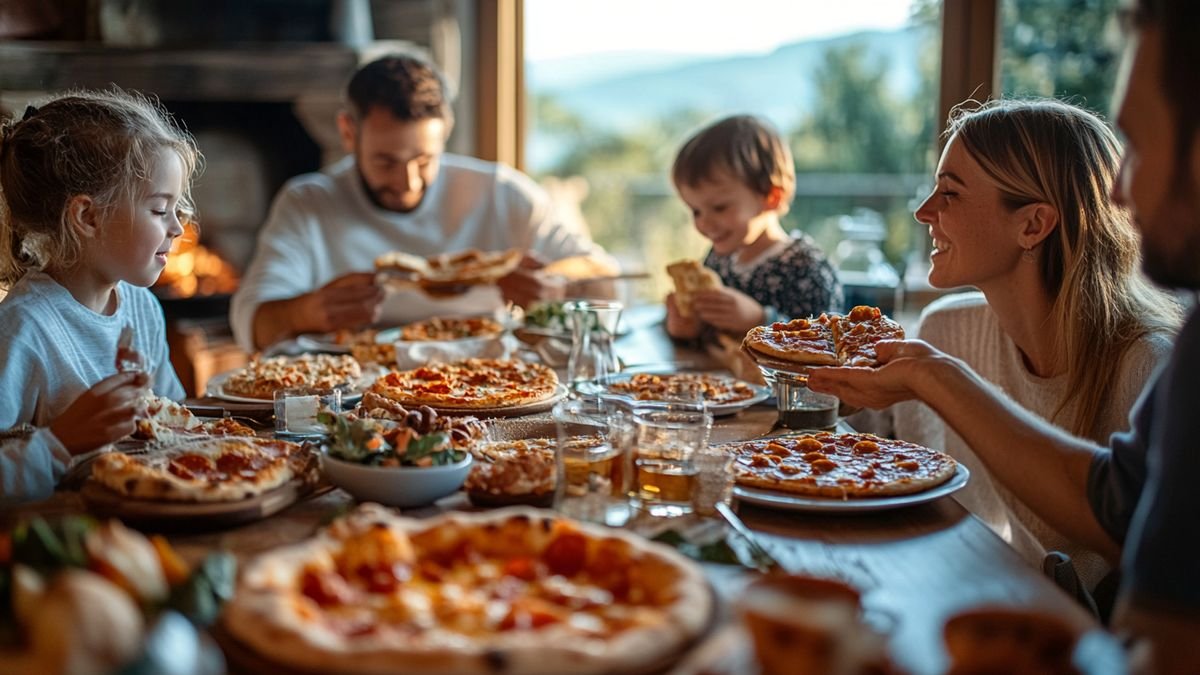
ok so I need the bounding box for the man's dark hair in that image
[1130,0,1200,171]
[345,54,453,125]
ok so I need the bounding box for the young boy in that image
[665,115,841,339]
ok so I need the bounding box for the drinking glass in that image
[774,373,839,430]
[564,300,623,392]
[552,397,630,525]
[274,387,341,437]
[630,401,712,517]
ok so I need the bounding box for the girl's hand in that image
[692,287,766,334]
[49,371,150,455]
[806,340,944,409]
[665,292,701,339]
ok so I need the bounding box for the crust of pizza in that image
[666,260,722,318]
[721,431,957,498]
[222,355,363,400]
[222,505,712,675]
[369,358,559,410]
[91,437,305,502]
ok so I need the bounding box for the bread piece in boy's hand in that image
[667,259,723,318]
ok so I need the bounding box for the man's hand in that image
[299,272,385,332]
[497,254,567,307]
[807,340,945,409]
[254,272,384,349]
[691,287,766,335]
[665,292,701,339]
[49,371,150,455]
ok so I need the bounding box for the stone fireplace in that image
[0,0,466,394]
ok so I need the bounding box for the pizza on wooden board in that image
[720,431,957,499]
[369,358,559,410]
[90,436,314,502]
[221,505,712,675]
[742,305,905,369]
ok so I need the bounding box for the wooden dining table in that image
[6,306,1126,674]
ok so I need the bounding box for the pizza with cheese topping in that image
[605,372,759,405]
[742,305,905,370]
[400,316,505,342]
[721,431,957,498]
[90,436,313,502]
[220,354,363,400]
[369,358,560,410]
[132,394,256,442]
[221,505,712,675]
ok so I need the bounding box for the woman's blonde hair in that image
[0,88,201,287]
[948,99,1182,438]
[672,114,796,216]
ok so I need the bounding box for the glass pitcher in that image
[563,299,623,392]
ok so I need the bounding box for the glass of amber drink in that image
[631,401,712,517]
[552,397,630,525]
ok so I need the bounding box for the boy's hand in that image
[49,371,150,455]
[692,287,766,335]
[665,292,701,339]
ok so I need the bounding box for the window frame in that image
[474,0,1000,169]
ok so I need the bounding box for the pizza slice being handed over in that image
[742,305,904,369]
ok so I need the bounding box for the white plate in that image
[589,367,772,416]
[733,464,970,513]
[206,370,372,405]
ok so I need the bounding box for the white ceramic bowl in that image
[321,451,473,508]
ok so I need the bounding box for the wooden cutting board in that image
[79,479,317,532]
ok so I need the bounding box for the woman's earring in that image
[1021,247,1035,263]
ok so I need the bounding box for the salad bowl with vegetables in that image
[318,412,473,507]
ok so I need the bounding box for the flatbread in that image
[666,260,722,318]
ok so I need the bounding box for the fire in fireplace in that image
[154,220,240,300]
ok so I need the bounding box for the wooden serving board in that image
[79,479,313,531]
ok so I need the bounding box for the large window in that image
[999,0,1122,114]
[524,1,942,305]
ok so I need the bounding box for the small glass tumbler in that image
[692,445,734,517]
[552,397,630,525]
[775,374,839,431]
[274,387,342,438]
[630,401,713,517]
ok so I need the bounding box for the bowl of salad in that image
[319,413,472,507]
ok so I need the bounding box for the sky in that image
[524,0,916,62]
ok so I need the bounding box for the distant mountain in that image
[529,26,930,133]
[527,51,705,89]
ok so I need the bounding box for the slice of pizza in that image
[133,394,202,441]
[742,315,839,366]
[666,259,723,318]
[831,305,905,367]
